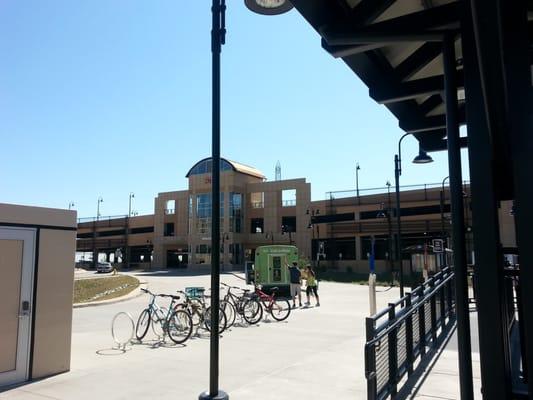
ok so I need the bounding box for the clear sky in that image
[0,1,469,219]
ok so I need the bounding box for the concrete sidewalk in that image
[0,271,482,399]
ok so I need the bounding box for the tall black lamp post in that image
[394,135,433,297]
[355,162,361,200]
[126,192,135,269]
[200,2,293,399]
[307,208,320,265]
[440,177,449,253]
[96,196,103,220]
[128,192,135,217]
[376,201,393,275]
[281,224,293,245]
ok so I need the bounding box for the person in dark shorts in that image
[304,265,320,307]
[288,261,302,308]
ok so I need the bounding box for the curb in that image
[73,282,148,309]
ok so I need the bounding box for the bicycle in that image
[220,282,253,328]
[136,288,193,344]
[154,293,193,344]
[135,288,167,340]
[242,286,291,324]
[175,288,228,335]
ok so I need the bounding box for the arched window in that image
[188,159,233,176]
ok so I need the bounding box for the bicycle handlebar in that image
[158,293,180,300]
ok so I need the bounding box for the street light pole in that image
[127,193,134,270]
[68,201,75,210]
[95,196,103,268]
[356,162,361,200]
[440,177,449,264]
[386,182,393,275]
[307,208,320,265]
[97,196,103,220]
[395,134,433,297]
[200,2,292,398]
[129,192,135,217]
[199,1,226,399]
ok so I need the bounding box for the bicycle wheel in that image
[188,300,204,327]
[204,306,227,334]
[167,309,193,344]
[135,309,151,340]
[151,307,167,338]
[220,300,236,328]
[235,296,248,315]
[242,298,263,325]
[270,298,291,321]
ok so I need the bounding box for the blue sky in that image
[0,1,469,219]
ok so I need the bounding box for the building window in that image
[165,200,176,215]
[188,195,193,234]
[361,236,388,260]
[251,218,264,233]
[230,192,242,233]
[281,216,296,233]
[314,237,356,260]
[251,192,264,208]
[196,193,224,234]
[195,244,212,264]
[282,189,296,207]
[188,159,233,176]
[164,223,175,237]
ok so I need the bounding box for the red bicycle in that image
[242,286,291,324]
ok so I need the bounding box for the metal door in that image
[0,227,35,387]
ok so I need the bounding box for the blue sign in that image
[369,236,376,273]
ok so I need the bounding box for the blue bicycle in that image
[136,288,193,344]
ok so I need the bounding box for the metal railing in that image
[326,181,471,205]
[365,267,456,400]
[503,265,529,394]
[77,215,128,225]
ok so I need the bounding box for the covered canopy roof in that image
[289,0,532,153]
[186,157,265,179]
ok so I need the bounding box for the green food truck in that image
[252,245,298,298]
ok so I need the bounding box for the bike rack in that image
[111,311,135,350]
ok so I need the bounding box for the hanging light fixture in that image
[412,146,434,164]
[244,0,293,15]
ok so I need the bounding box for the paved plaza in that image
[0,270,480,399]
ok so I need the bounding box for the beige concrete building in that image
[76,158,516,274]
[0,203,76,388]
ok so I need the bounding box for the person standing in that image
[288,261,302,308]
[305,265,320,307]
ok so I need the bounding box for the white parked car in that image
[96,262,113,273]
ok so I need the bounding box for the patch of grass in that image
[74,275,140,303]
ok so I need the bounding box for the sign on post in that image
[432,239,444,253]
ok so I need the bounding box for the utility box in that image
[253,245,298,298]
[0,203,76,388]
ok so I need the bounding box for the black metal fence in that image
[365,267,456,400]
